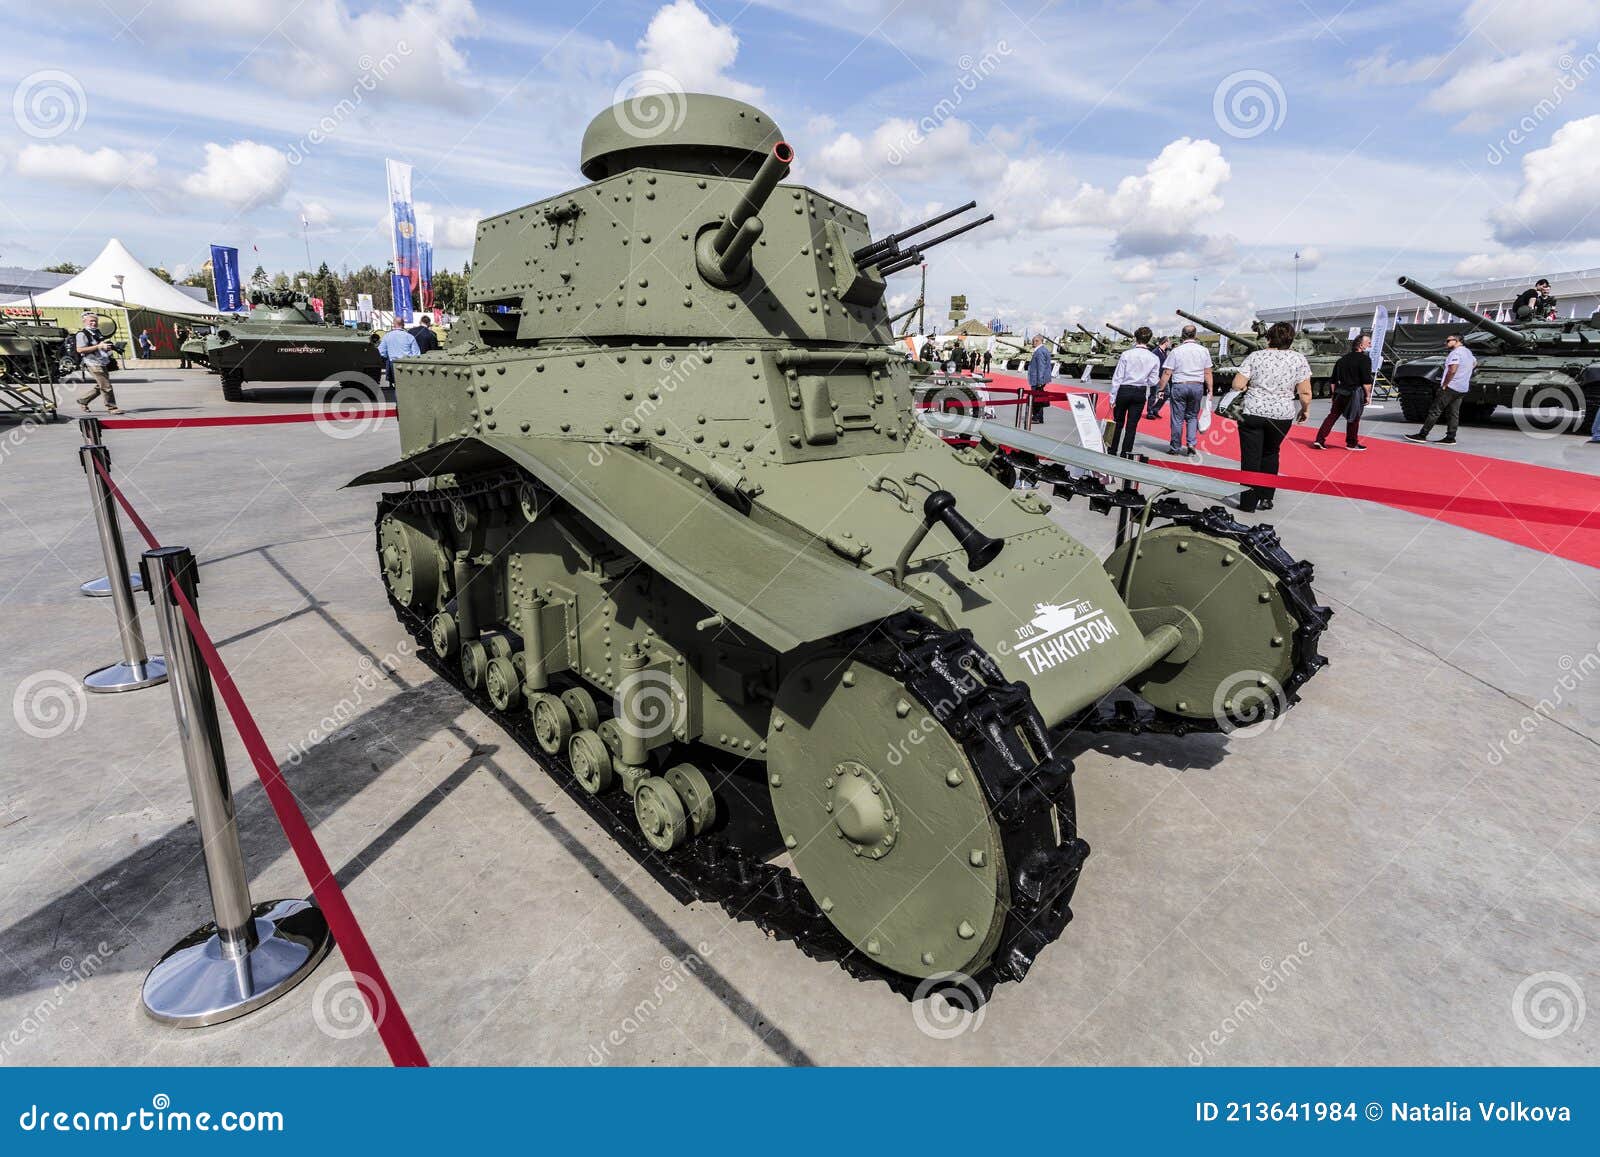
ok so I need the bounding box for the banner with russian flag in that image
[386,158,418,323]
[417,212,435,314]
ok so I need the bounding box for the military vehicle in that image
[0,308,73,418]
[1174,309,1344,395]
[1393,277,1600,432]
[75,288,382,402]
[349,93,1332,993]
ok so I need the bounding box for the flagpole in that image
[301,217,313,276]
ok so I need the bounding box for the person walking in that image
[137,329,155,359]
[1107,326,1161,456]
[1405,333,1475,445]
[378,318,421,386]
[1232,321,1311,513]
[1026,335,1052,423]
[1157,324,1212,454]
[74,312,122,414]
[177,325,193,369]
[1311,334,1374,451]
[982,347,992,374]
[408,312,440,354]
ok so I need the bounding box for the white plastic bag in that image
[1197,393,1213,433]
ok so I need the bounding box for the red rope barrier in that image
[89,455,428,1066]
[100,408,395,430]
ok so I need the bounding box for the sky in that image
[4,0,1600,332]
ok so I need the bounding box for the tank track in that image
[1034,469,1333,738]
[377,474,1087,999]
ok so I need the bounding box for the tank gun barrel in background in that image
[1174,308,1261,351]
[703,141,794,281]
[875,214,995,276]
[70,290,229,327]
[1106,322,1137,340]
[1396,276,1533,349]
[852,201,978,267]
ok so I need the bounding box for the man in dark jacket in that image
[407,313,440,354]
[1512,278,1555,320]
[1312,334,1373,450]
[1026,335,1052,423]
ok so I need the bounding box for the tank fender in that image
[350,435,916,653]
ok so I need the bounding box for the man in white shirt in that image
[1107,325,1162,456]
[1157,325,1213,455]
[1406,334,1476,445]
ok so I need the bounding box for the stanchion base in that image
[142,898,334,1028]
[80,572,144,597]
[83,657,167,693]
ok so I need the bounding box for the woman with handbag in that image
[1230,321,1311,512]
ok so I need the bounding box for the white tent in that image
[27,238,217,318]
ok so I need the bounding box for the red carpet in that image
[980,370,1600,569]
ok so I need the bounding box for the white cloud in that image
[16,144,158,189]
[1028,138,1232,258]
[181,141,291,211]
[1117,260,1158,283]
[1490,115,1600,243]
[637,0,760,102]
[811,117,983,186]
[415,201,482,250]
[1012,259,1060,277]
[299,201,335,228]
[1450,250,1542,279]
[1242,247,1322,274]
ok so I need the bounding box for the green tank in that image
[1393,277,1600,431]
[76,288,383,401]
[349,93,1332,991]
[1174,309,1342,394]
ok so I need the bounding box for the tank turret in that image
[1397,276,1533,349]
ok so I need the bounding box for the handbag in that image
[1214,389,1246,422]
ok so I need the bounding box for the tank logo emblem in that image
[277,345,327,354]
[1014,600,1119,675]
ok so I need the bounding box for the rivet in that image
[820,897,833,912]
[946,769,963,786]
[957,921,976,940]
[866,938,881,955]
[770,773,782,787]
[842,670,855,687]
[784,834,797,849]
[1259,591,1272,603]
[773,717,784,731]
[969,849,985,867]
[895,699,910,718]
[1176,700,1189,712]
[921,951,935,966]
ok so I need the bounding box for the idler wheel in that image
[766,656,1006,980]
[378,515,441,608]
[569,729,615,795]
[634,776,689,852]
[529,692,572,755]
[486,656,522,711]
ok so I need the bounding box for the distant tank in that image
[1174,309,1342,395]
[77,288,383,401]
[349,93,1332,992]
[1393,276,1600,431]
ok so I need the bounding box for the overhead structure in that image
[27,239,218,318]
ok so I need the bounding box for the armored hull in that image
[199,294,382,401]
[352,94,1331,989]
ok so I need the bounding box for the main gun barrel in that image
[1106,322,1137,340]
[1174,308,1261,351]
[706,141,794,277]
[1397,276,1531,348]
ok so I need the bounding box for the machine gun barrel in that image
[875,214,995,276]
[852,201,978,266]
[1174,308,1261,351]
[709,141,794,273]
[1397,276,1532,348]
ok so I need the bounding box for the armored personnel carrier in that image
[351,94,1332,992]
[77,288,382,401]
[1393,277,1600,431]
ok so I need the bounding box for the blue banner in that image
[385,159,417,323]
[208,245,242,313]
[417,213,434,316]
[1,1068,1594,1151]
[390,274,413,323]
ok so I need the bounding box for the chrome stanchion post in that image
[80,445,164,690]
[78,430,144,598]
[139,546,332,1027]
